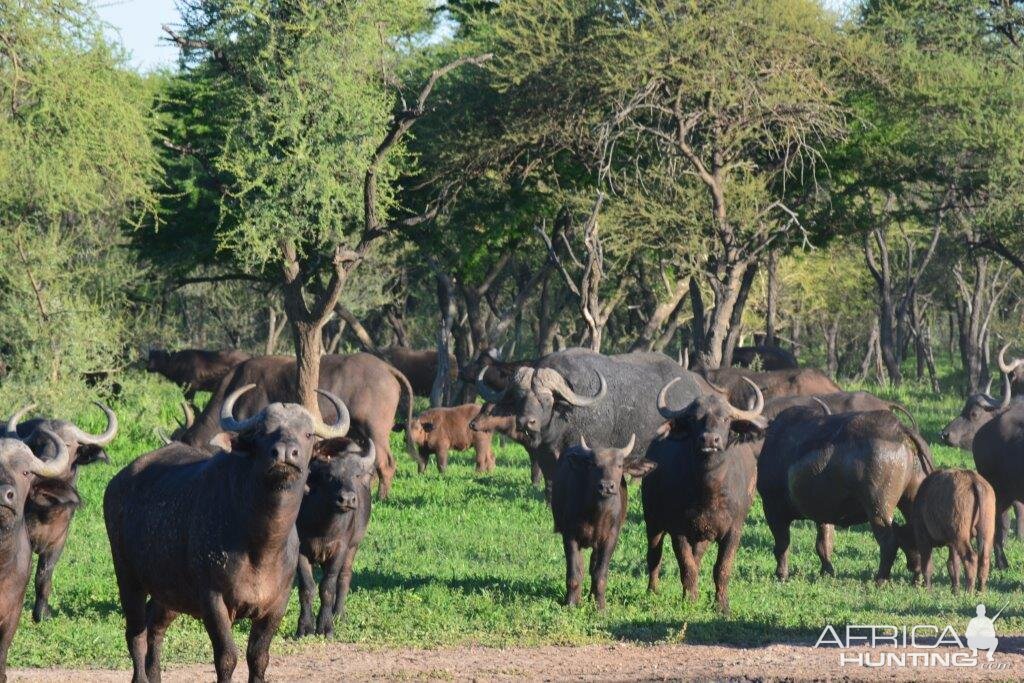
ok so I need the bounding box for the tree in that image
[162,0,489,413]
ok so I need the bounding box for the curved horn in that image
[1000,371,1012,410]
[613,433,637,459]
[475,367,510,403]
[681,347,689,370]
[361,437,376,464]
[5,403,36,437]
[179,401,195,429]
[219,384,262,432]
[727,377,765,422]
[984,375,994,397]
[313,390,350,438]
[538,368,607,407]
[25,428,71,478]
[998,343,1024,375]
[579,435,590,451]
[657,377,687,420]
[811,397,832,415]
[70,402,118,446]
[154,428,172,446]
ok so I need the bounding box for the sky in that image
[95,0,856,73]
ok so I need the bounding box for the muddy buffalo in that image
[105,385,351,683]
[551,435,655,609]
[912,469,995,593]
[644,378,765,614]
[146,348,251,399]
[0,425,71,683]
[5,402,117,622]
[177,353,414,500]
[758,404,932,584]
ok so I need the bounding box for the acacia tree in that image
[0,0,158,410]
[164,0,488,413]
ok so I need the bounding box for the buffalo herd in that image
[1,342,1023,681]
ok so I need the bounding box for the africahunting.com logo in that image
[814,603,1010,669]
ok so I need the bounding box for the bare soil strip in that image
[10,638,1024,682]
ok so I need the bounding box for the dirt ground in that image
[10,638,1024,682]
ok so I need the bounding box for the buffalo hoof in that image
[874,576,890,587]
[316,624,334,639]
[295,620,315,638]
[819,563,835,577]
[995,555,1009,570]
[32,602,52,623]
[717,601,731,617]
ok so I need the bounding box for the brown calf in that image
[400,404,495,473]
[913,469,995,593]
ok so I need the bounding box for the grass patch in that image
[7,371,1023,668]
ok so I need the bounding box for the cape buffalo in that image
[5,402,117,622]
[0,426,71,683]
[146,348,251,399]
[177,353,415,500]
[972,400,1024,570]
[551,435,655,609]
[399,404,495,473]
[912,469,995,593]
[644,378,765,614]
[758,404,932,584]
[296,437,375,637]
[375,346,456,397]
[701,367,841,407]
[477,348,701,491]
[731,345,799,370]
[104,385,350,683]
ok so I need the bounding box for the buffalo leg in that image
[870,521,898,585]
[646,528,665,593]
[32,545,65,622]
[1014,501,1024,538]
[994,498,1011,569]
[316,549,346,637]
[144,600,178,683]
[589,537,618,610]
[764,511,792,581]
[0,622,14,683]
[919,542,934,589]
[672,535,700,601]
[247,609,285,683]
[957,539,978,593]
[714,531,741,616]
[978,526,992,593]
[295,555,316,638]
[436,445,449,474]
[200,594,238,683]
[562,536,583,606]
[332,544,359,621]
[530,458,543,487]
[815,524,835,576]
[947,548,962,594]
[118,579,150,683]
[373,434,397,501]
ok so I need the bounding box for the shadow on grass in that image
[608,618,815,646]
[352,569,553,601]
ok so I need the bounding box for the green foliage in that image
[0,0,159,411]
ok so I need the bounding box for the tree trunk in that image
[721,263,758,367]
[765,250,778,346]
[336,304,377,351]
[824,318,839,379]
[289,319,324,417]
[265,306,287,355]
[431,272,456,407]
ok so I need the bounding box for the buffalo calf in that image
[643,377,766,614]
[0,426,70,683]
[296,438,376,638]
[912,469,995,593]
[551,435,655,609]
[400,404,494,473]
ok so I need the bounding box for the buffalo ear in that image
[208,432,235,453]
[314,437,354,461]
[624,458,657,478]
[391,423,406,433]
[30,482,82,508]
[732,415,769,434]
[78,444,110,465]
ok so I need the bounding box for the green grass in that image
[7,371,1024,668]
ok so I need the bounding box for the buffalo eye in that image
[305,432,313,439]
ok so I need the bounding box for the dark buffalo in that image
[644,378,765,614]
[177,353,415,500]
[400,404,495,473]
[375,346,456,398]
[296,437,375,638]
[0,426,71,683]
[478,348,701,491]
[758,404,932,584]
[763,391,915,423]
[104,385,350,683]
[912,468,995,594]
[146,348,251,399]
[972,400,1024,570]
[731,345,799,370]
[551,435,655,609]
[5,402,117,622]
[702,367,841,407]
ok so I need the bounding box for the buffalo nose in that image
[0,485,15,505]
[339,491,358,509]
[702,433,723,451]
[274,443,301,464]
[598,480,617,496]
